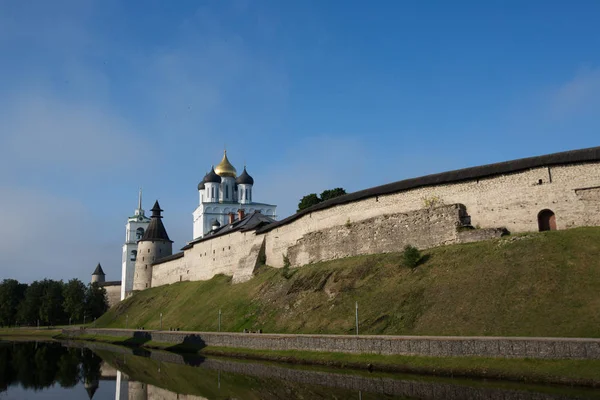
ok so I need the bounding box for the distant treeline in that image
[0,278,108,327]
[0,342,102,392]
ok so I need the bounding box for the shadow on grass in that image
[122,331,152,347]
[417,253,431,266]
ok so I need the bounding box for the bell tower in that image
[121,189,150,300]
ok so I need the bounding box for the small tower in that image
[132,201,173,291]
[236,166,254,204]
[91,263,105,284]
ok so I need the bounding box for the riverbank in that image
[56,330,600,387]
[0,328,61,341]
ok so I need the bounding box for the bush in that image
[282,254,292,279]
[402,245,422,268]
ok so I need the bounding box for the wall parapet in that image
[62,328,600,360]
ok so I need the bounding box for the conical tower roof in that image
[141,200,172,242]
[85,385,98,399]
[92,263,105,276]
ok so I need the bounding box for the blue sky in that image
[1,0,599,283]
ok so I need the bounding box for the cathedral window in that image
[136,228,144,241]
[245,189,249,201]
[212,187,215,198]
[130,250,137,261]
[226,185,229,199]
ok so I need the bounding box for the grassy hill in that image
[97,227,600,337]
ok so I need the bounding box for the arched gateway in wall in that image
[538,209,557,231]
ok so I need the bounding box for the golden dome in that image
[214,150,237,178]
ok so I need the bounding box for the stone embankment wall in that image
[80,341,580,399]
[149,161,600,285]
[63,329,600,360]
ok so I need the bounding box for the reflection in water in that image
[1,341,599,399]
[0,341,104,397]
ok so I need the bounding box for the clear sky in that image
[1,0,599,283]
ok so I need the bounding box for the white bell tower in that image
[121,189,150,300]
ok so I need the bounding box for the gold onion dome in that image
[214,150,237,177]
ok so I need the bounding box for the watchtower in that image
[132,201,173,291]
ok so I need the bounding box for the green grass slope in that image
[97,227,600,337]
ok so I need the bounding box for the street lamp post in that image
[355,302,359,336]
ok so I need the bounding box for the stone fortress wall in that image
[263,162,600,268]
[103,284,121,308]
[148,148,600,288]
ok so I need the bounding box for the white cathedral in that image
[193,150,277,239]
[118,151,277,300]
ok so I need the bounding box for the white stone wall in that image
[152,231,265,287]
[152,161,600,287]
[264,162,600,267]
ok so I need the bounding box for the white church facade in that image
[192,151,277,239]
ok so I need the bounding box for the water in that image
[0,341,599,399]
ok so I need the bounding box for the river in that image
[0,341,599,399]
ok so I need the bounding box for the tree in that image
[39,280,66,325]
[297,193,321,212]
[297,188,347,212]
[0,279,27,326]
[63,279,86,324]
[85,283,108,321]
[320,187,346,202]
[18,280,46,326]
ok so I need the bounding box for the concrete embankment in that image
[79,341,593,399]
[61,328,600,360]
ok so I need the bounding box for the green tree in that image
[297,193,321,212]
[85,282,108,321]
[297,188,347,212]
[39,280,66,325]
[18,280,46,326]
[0,279,27,326]
[320,187,347,202]
[63,279,86,324]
